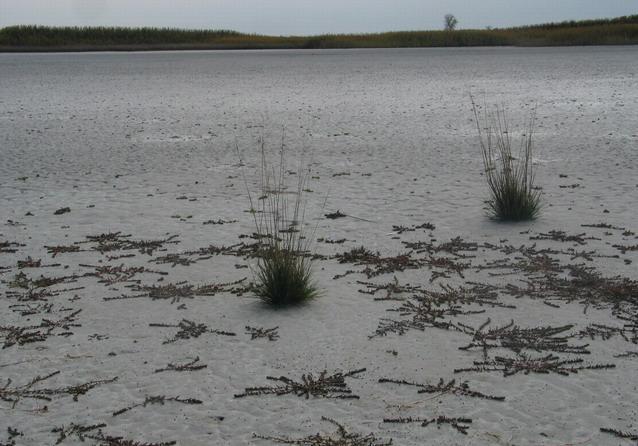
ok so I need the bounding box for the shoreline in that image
[2,41,638,53]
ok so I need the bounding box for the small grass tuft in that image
[239,136,319,306]
[254,243,318,306]
[472,98,542,221]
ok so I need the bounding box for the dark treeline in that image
[1,15,637,51]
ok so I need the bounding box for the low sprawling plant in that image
[239,137,319,306]
[471,98,542,221]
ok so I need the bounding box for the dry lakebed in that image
[1,46,637,445]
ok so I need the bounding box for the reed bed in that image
[2,15,637,50]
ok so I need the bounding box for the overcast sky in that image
[0,0,636,35]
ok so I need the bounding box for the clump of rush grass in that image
[239,136,319,306]
[471,98,542,222]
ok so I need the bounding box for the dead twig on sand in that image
[255,416,392,445]
[335,247,425,278]
[0,310,82,349]
[52,423,106,445]
[357,276,422,301]
[600,427,638,442]
[246,326,279,341]
[383,415,472,435]
[235,368,365,399]
[378,377,504,401]
[1,240,24,254]
[530,231,598,245]
[154,357,207,373]
[457,318,589,358]
[454,353,615,377]
[105,278,247,304]
[81,263,167,285]
[78,232,179,255]
[52,423,176,446]
[113,395,202,416]
[149,319,235,344]
[1,371,117,408]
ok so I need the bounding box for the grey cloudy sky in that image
[0,0,636,35]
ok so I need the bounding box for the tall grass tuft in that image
[472,98,542,222]
[239,137,319,306]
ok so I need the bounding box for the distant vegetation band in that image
[1,15,638,51]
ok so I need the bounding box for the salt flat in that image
[1,47,637,445]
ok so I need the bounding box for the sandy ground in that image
[1,47,638,445]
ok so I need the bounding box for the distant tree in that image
[444,14,458,31]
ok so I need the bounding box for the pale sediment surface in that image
[1,47,637,445]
